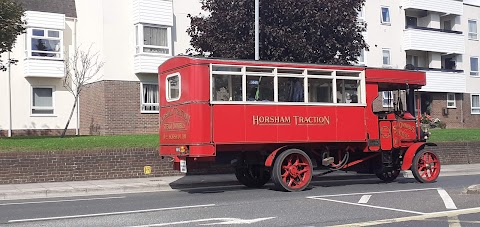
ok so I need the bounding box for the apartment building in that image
[1,0,479,137]
[0,0,78,136]
[364,0,480,128]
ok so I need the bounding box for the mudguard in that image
[401,142,437,170]
[265,146,288,167]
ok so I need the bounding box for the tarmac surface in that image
[1,163,479,200]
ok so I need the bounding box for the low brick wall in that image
[0,142,477,184]
[431,142,480,165]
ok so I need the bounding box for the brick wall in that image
[462,94,480,128]
[80,80,159,135]
[429,93,463,128]
[0,142,477,184]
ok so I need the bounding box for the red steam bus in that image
[158,56,440,192]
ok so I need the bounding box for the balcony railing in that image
[419,70,465,93]
[404,27,464,54]
[405,25,462,35]
[403,0,463,15]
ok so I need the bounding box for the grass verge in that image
[0,134,158,152]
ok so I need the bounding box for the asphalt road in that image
[1,173,479,227]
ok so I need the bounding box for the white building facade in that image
[363,0,480,128]
[1,0,479,137]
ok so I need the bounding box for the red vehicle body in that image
[158,56,440,191]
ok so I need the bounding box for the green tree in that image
[0,0,25,71]
[187,0,367,65]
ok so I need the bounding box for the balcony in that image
[134,55,170,74]
[404,26,464,54]
[24,59,65,78]
[419,69,466,93]
[403,0,463,15]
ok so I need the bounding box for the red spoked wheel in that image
[272,149,312,192]
[411,149,441,183]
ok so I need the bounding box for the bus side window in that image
[166,73,180,102]
[308,78,333,103]
[212,74,243,101]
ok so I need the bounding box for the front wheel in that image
[411,149,441,183]
[272,149,313,192]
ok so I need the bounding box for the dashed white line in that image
[327,206,480,227]
[8,204,216,223]
[307,187,439,199]
[358,195,371,204]
[310,197,425,215]
[437,188,457,210]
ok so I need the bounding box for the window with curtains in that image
[472,94,480,114]
[135,24,170,55]
[32,87,54,115]
[141,83,159,113]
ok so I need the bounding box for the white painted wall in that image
[363,0,405,69]
[173,0,204,55]
[463,2,480,93]
[0,17,78,133]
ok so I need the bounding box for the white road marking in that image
[8,204,216,223]
[127,217,276,226]
[437,188,457,210]
[310,197,425,215]
[0,196,126,206]
[448,215,461,227]
[307,187,439,199]
[327,206,480,227]
[358,195,371,204]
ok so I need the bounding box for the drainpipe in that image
[74,18,79,136]
[7,52,12,137]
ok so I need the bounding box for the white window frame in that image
[468,19,478,40]
[209,64,366,106]
[382,48,391,66]
[447,93,456,108]
[135,23,172,55]
[471,57,479,77]
[26,28,63,60]
[471,94,480,114]
[382,91,393,108]
[166,73,181,102]
[381,6,391,25]
[358,49,366,66]
[31,86,55,116]
[357,6,365,22]
[140,83,159,113]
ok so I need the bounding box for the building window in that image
[382,49,391,66]
[358,49,365,65]
[472,94,480,114]
[382,91,393,107]
[469,20,478,40]
[381,7,390,24]
[27,28,63,59]
[447,93,456,108]
[32,87,54,115]
[166,73,180,102]
[357,6,365,22]
[135,24,171,55]
[471,57,479,76]
[141,83,159,113]
[406,16,417,27]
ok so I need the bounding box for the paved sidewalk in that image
[1,164,479,201]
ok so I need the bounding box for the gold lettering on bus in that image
[252,115,330,126]
[163,133,187,140]
[397,122,416,132]
[164,122,187,131]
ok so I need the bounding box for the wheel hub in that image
[289,166,299,177]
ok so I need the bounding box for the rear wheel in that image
[235,165,270,188]
[272,149,313,192]
[411,149,441,183]
[375,168,401,182]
